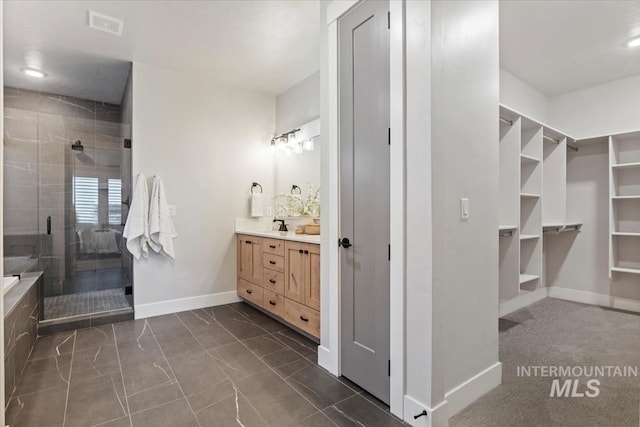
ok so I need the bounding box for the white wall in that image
[550,74,640,139]
[275,72,320,134]
[500,68,551,125]
[131,62,276,317]
[430,0,501,417]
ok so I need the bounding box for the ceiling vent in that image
[88,11,123,36]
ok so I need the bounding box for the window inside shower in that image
[3,73,133,322]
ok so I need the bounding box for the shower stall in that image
[3,84,133,324]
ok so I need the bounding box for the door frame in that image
[320,0,406,419]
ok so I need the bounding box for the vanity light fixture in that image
[626,36,640,48]
[270,128,301,155]
[270,138,277,154]
[303,138,314,151]
[21,67,47,78]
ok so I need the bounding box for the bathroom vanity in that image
[236,232,320,340]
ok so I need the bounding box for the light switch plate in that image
[266,206,273,216]
[460,198,469,220]
[168,205,177,216]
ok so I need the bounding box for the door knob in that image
[338,237,352,248]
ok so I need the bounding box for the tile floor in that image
[44,288,131,319]
[7,302,407,427]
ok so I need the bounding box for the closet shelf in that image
[520,154,540,164]
[611,162,640,170]
[611,267,640,275]
[520,234,540,240]
[519,274,539,285]
[612,232,640,237]
[520,192,540,199]
[543,223,583,233]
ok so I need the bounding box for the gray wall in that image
[275,72,320,134]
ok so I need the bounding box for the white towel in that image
[251,193,264,217]
[149,176,178,261]
[123,174,150,260]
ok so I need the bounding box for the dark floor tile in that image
[176,309,216,331]
[121,358,176,396]
[97,416,132,427]
[90,310,134,327]
[153,329,202,359]
[287,365,356,409]
[243,334,287,356]
[130,398,199,427]
[116,334,164,367]
[207,341,269,381]
[38,318,91,335]
[231,302,289,333]
[337,376,365,394]
[73,324,115,352]
[324,394,405,427]
[206,306,271,340]
[6,386,67,427]
[21,353,72,378]
[146,314,188,335]
[272,329,318,358]
[292,411,339,427]
[194,390,268,427]
[70,344,121,384]
[15,363,70,395]
[113,319,149,344]
[273,358,313,379]
[127,382,183,414]
[28,331,76,360]
[186,379,235,412]
[65,374,128,427]
[187,320,237,350]
[167,349,227,396]
[262,347,305,370]
[236,370,317,426]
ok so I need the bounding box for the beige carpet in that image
[450,298,640,427]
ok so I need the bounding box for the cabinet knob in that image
[304,250,309,254]
[269,300,276,306]
[299,249,304,254]
[300,315,309,322]
[246,289,252,294]
[245,241,252,245]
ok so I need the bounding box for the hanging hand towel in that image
[123,173,150,260]
[251,193,264,217]
[149,175,178,261]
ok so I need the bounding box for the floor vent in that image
[88,10,124,36]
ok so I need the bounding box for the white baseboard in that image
[548,287,640,314]
[499,287,548,317]
[403,395,448,427]
[445,362,502,418]
[134,290,241,319]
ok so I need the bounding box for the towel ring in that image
[251,182,263,194]
[291,185,301,195]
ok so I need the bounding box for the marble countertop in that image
[235,229,320,244]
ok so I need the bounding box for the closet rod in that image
[499,117,513,126]
[543,135,560,144]
[567,144,579,152]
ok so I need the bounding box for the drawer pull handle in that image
[269,279,276,284]
[300,315,309,322]
[269,300,276,306]
[299,249,303,254]
[245,241,252,245]
[269,260,276,265]
[246,290,252,294]
[269,245,277,249]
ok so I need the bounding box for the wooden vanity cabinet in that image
[236,233,320,339]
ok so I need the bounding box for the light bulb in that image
[288,132,297,148]
[284,146,292,156]
[303,139,314,151]
[293,142,303,154]
[270,139,276,154]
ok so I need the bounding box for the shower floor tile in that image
[44,288,131,319]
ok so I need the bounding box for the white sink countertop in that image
[235,218,320,244]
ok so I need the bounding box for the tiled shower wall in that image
[3,87,126,296]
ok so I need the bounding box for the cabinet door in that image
[285,241,306,303]
[237,235,262,284]
[305,244,321,310]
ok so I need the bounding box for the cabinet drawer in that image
[263,238,285,256]
[262,289,284,318]
[238,278,263,306]
[284,298,320,339]
[263,253,285,272]
[262,268,285,295]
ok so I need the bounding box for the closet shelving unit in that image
[609,131,640,276]
[498,105,583,315]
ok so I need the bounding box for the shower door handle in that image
[47,216,51,235]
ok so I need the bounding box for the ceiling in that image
[500,0,640,96]
[3,0,320,103]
